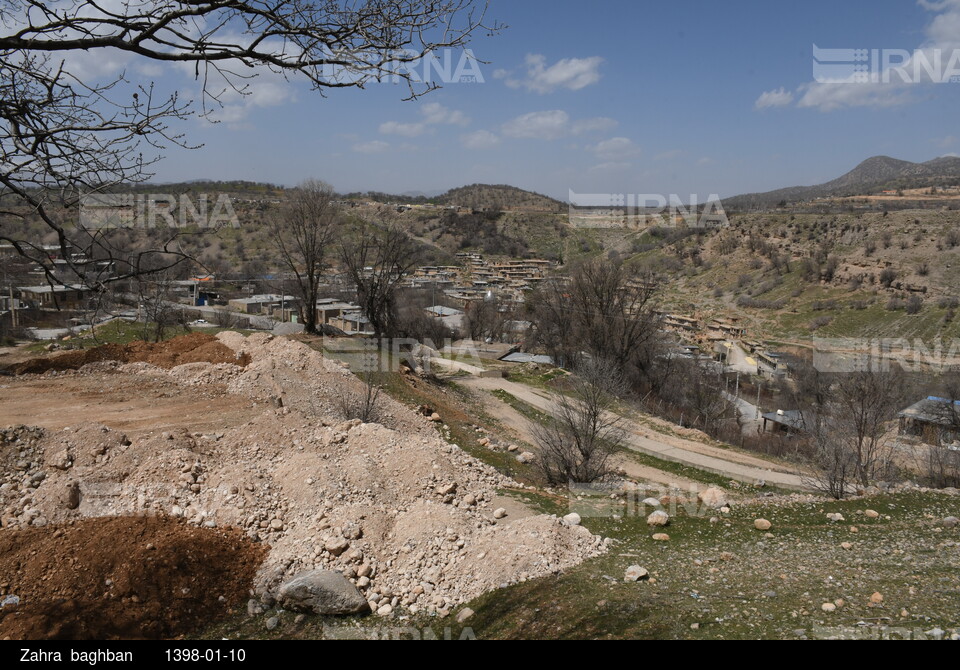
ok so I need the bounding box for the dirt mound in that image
[9,333,250,376]
[0,333,607,619]
[0,516,266,640]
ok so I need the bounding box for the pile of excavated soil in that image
[0,332,607,619]
[0,516,266,640]
[8,333,249,375]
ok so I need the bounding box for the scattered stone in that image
[697,487,728,509]
[624,565,649,582]
[826,513,845,523]
[325,538,349,556]
[754,519,772,531]
[642,498,662,508]
[493,508,508,520]
[646,510,670,528]
[516,452,535,465]
[652,533,670,542]
[265,617,279,631]
[864,510,880,519]
[840,542,853,550]
[456,608,475,624]
[870,592,884,606]
[821,603,836,613]
[940,516,958,529]
[276,570,370,616]
[562,513,582,527]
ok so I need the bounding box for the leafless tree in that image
[269,180,339,334]
[526,276,577,368]
[464,294,511,342]
[136,271,183,343]
[211,306,241,329]
[532,360,627,485]
[804,415,858,500]
[527,259,662,385]
[802,367,911,497]
[338,369,384,424]
[0,1,499,289]
[339,222,422,339]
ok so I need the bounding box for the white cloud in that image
[590,137,641,161]
[353,140,390,154]
[764,1,960,111]
[588,161,632,173]
[754,87,795,109]
[571,117,618,134]
[461,130,501,150]
[379,102,469,137]
[500,111,618,141]
[379,121,426,138]
[502,54,604,94]
[938,134,958,148]
[420,102,470,126]
[655,149,684,161]
[796,81,915,111]
[501,110,571,140]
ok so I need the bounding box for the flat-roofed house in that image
[899,397,960,447]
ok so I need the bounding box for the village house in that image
[899,397,960,447]
[227,294,297,315]
[18,285,91,309]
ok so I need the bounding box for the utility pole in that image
[9,286,18,329]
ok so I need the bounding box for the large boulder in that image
[697,487,728,510]
[277,570,370,616]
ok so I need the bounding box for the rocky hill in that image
[727,156,960,210]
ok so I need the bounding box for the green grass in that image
[22,320,255,353]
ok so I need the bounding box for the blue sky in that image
[137,0,960,200]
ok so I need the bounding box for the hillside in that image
[727,156,960,210]
[621,207,960,343]
[435,184,566,213]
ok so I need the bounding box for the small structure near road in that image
[899,397,960,447]
[761,409,806,436]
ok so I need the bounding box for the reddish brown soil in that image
[0,516,267,640]
[7,333,250,376]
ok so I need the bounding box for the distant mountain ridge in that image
[343,183,566,212]
[727,155,960,210]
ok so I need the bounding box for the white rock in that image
[697,487,728,509]
[646,510,670,528]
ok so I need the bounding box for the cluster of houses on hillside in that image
[407,254,554,305]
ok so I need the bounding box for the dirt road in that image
[460,376,810,491]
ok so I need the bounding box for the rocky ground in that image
[0,333,606,638]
